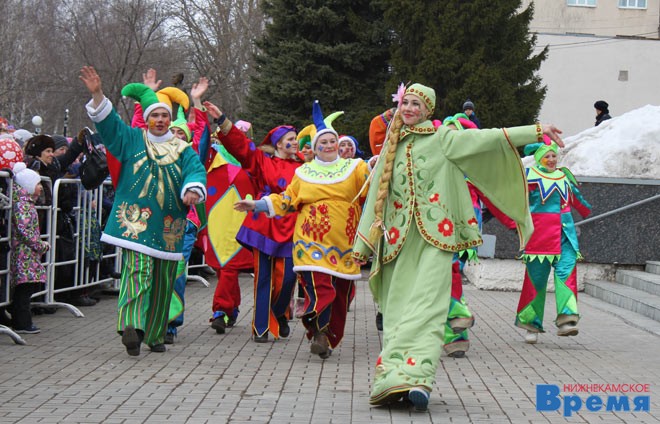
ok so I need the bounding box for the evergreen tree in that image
[245,0,391,149]
[383,0,547,127]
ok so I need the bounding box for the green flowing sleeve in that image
[439,125,538,249]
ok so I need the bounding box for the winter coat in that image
[11,184,49,285]
[595,113,611,127]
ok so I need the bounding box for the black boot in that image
[12,283,38,332]
[277,315,290,338]
[121,326,144,356]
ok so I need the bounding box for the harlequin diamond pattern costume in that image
[515,142,592,334]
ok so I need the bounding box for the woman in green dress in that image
[352,83,564,411]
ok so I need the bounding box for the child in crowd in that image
[10,163,50,334]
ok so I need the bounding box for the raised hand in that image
[142,68,162,91]
[190,77,209,101]
[79,66,102,95]
[203,101,222,120]
[542,124,564,147]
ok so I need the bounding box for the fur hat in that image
[594,100,609,113]
[24,134,55,157]
[12,162,41,194]
[463,99,475,111]
[121,83,190,119]
[405,84,436,114]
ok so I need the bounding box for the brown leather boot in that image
[310,331,331,359]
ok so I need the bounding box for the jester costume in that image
[353,84,542,407]
[85,96,206,349]
[260,156,370,351]
[166,107,210,340]
[216,124,302,340]
[203,144,254,330]
[515,142,592,334]
[125,102,210,341]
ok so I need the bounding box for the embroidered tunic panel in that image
[354,123,540,266]
[265,158,369,279]
[93,107,207,260]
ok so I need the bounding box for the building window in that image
[618,0,647,8]
[567,0,596,6]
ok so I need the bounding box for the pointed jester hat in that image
[169,107,191,142]
[297,105,344,151]
[121,83,190,120]
[310,101,343,151]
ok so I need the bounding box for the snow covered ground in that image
[523,105,660,179]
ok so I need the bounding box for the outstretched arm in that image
[234,199,256,212]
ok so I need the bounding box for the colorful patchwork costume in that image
[216,124,302,340]
[515,142,592,334]
[203,145,254,329]
[261,156,370,350]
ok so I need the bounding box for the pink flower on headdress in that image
[391,82,406,104]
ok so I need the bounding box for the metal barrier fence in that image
[0,175,122,345]
[35,178,122,317]
[0,171,23,344]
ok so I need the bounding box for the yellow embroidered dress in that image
[263,157,370,280]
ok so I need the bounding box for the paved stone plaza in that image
[1,273,658,423]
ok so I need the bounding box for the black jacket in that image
[595,113,611,127]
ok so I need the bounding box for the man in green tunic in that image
[80,66,207,356]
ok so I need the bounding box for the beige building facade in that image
[520,1,660,136]
[522,0,659,38]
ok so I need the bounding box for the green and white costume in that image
[86,97,206,345]
[353,121,538,404]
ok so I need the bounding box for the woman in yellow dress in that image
[235,101,374,359]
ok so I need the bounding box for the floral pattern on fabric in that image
[345,206,357,242]
[301,204,331,242]
[11,186,48,285]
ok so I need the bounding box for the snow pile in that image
[523,105,660,179]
